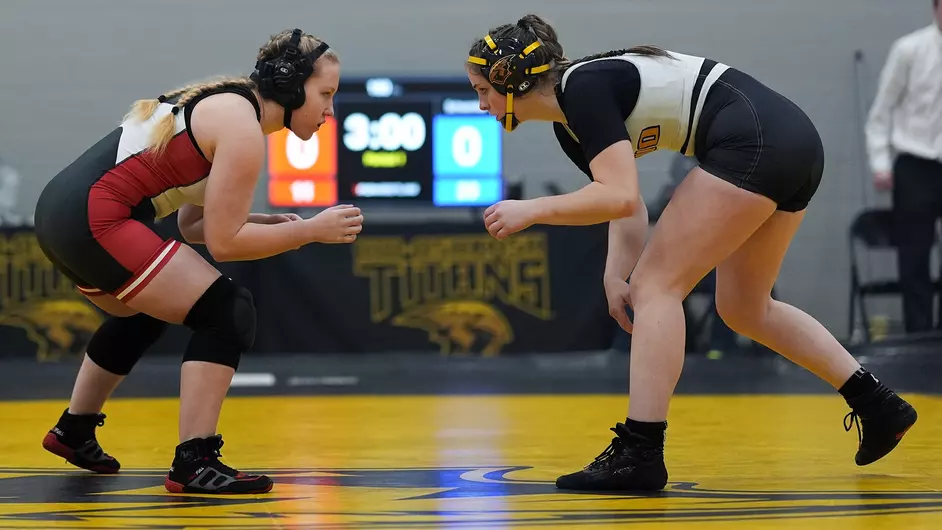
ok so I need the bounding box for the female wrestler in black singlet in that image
[466,14,917,491]
[35,29,364,494]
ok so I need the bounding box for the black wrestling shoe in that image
[555,422,668,491]
[42,408,120,474]
[164,435,273,494]
[844,384,917,466]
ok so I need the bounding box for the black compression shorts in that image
[694,68,824,212]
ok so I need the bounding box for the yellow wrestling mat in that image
[0,394,938,529]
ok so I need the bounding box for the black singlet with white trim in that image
[552,51,825,212]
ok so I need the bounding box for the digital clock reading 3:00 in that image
[334,101,435,201]
[341,111,428,171]
[342,112,427,152]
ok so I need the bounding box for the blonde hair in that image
[124,29,339,156]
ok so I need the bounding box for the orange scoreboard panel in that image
[267,117,338,207]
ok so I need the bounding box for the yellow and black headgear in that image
[467,31,552,132]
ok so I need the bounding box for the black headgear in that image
[250,29,330,130]
[467,27,552,132]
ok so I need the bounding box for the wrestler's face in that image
[290,59,340,140]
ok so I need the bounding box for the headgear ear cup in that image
[250,29,331,129]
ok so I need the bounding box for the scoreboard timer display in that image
[267,76,503,208]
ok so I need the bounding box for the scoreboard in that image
[267,76,503,208]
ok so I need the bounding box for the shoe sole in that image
[555,465,669,491]
[42,433,119,474]
[555,481,667,492]
[164,476,274,494]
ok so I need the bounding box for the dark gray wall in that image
[0,0,931,338]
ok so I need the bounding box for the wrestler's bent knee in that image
[181,276,256,370]
[86,313,169,375]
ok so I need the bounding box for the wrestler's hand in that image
[305,205,363,244]
[604,275,634,333]
[483,200,538,240]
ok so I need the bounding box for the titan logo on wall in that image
[352,233,553,356]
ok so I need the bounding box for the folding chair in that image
[848,208,900,343]
[847,207,942,343]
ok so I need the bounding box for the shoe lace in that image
[95,414,106,428]
[843,411,862,444]
[585,429,627,471]
[206,436,239,476]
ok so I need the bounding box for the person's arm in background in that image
[865,37,912,191]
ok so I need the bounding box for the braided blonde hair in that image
[123,77,255,156]
[124,29,338,156]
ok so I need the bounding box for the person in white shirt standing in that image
[865,0,942,334]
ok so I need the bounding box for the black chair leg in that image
[858,293,871,344]
[848,287,856,341]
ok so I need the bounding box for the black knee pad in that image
[182,276,256,370]
[86,313,168,376]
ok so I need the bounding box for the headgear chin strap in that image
[251,29,330,130]
[468,33,551,132]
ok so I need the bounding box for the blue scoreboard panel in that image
[268,76,503,208]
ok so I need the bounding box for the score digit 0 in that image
[432,115,500,178]
[285,131,320,170]
[451,125,483,168]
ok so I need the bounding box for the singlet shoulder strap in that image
[218,84,262,122]
[182,84,262,160]
[182,84,261,123]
